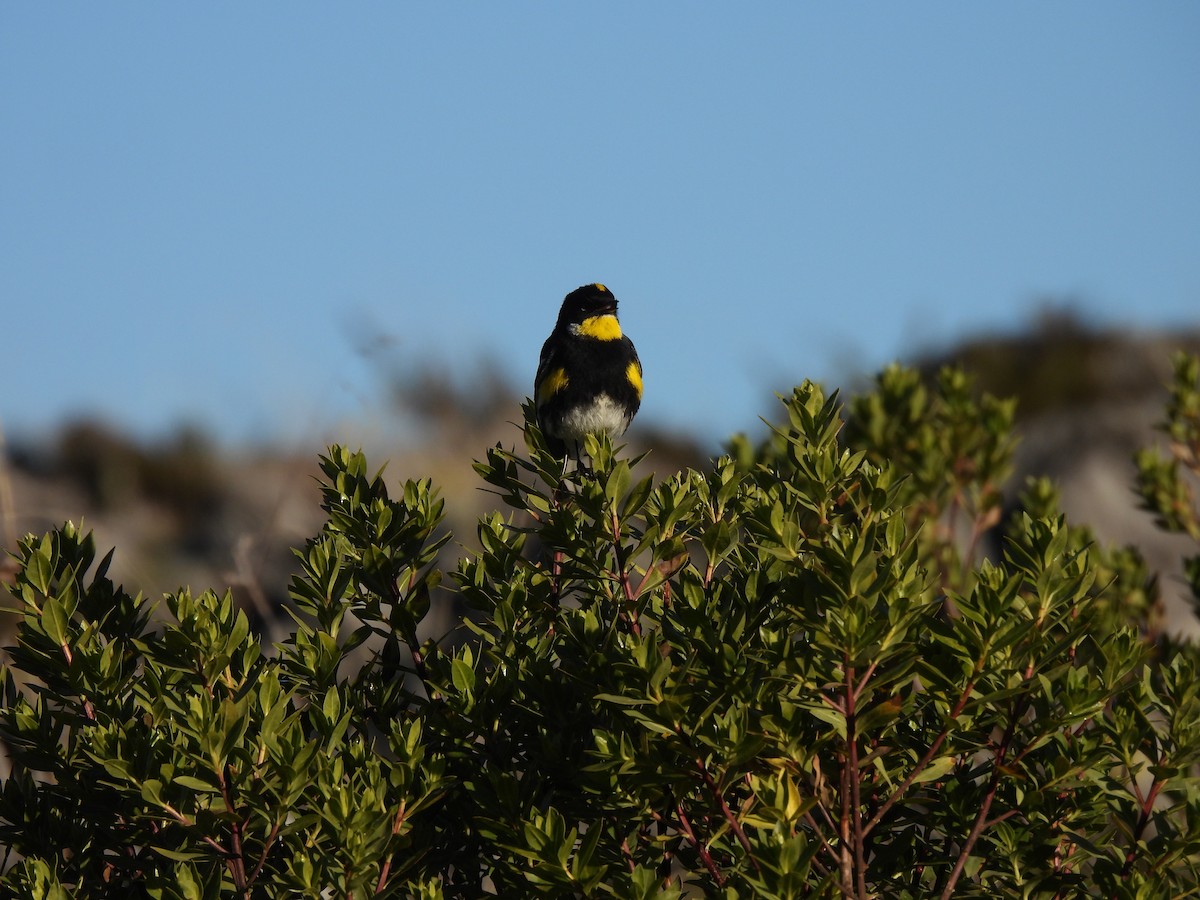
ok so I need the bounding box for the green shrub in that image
[1137,351,1200,609]
[4,361,1200,898]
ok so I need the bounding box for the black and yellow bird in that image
[534,283,642,459]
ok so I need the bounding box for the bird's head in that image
[557,283,618,329]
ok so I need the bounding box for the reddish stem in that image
[375,802,409,892]
[693,757,761,875]
[846,664,868,898]
[938,697,1027,900]
[1121,775,1165,879]
[863,678,977,838]
[675,800,724,887]
[218,765,249,894]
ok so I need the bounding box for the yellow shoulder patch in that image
[626,361,643,399]
[537,367,569,404]
[577,314,623,341]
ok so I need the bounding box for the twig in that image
[850,660,880,706]
[675,800,724,887]
[57,640,98,723]
[985,809,1020,828]
[801,809,840,870]
[693,756,761,875]
[249,818,283,884]
[811,755,839,836]
[938,780,998,900]
[385,568,439,702]
[938,699,1026,900]
[862,678,977,838]
[846,664,868,898]
[548,481,566,605]
[160,801,233,858]
[1121,774,1165,879]
[551,549,564,606]
[620,835,636,873]
[219,764,250,893]
[375,801,409,892]
[610,508,641,637]
[839,723,853,896]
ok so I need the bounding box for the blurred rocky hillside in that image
[0,371,704,644]
[3,313,1199,640]
[915,311,1200,638]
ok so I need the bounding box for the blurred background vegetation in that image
[3,310,1199,642]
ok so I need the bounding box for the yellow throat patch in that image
[576,314,623,341]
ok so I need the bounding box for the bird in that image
[534,283,642,459]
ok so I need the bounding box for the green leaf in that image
[151,845,208,862]
[451,657,476,694]
[594,693,651,706]
[141,779,165,806]
[606,460,632,506]
[174,775,218,793]
[41,597,70,646]
[910,754,958,784]
[26,539,56,594]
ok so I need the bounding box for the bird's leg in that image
[571,441,593,480]
[548,452,570,612]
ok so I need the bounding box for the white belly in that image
[556,394,630,440]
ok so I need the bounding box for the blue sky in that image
[3,5,1198,450]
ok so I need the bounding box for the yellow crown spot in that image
[537,367,569,404]
[626,361,643,399]
[577,314,622,341]
[594,283,608,292]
